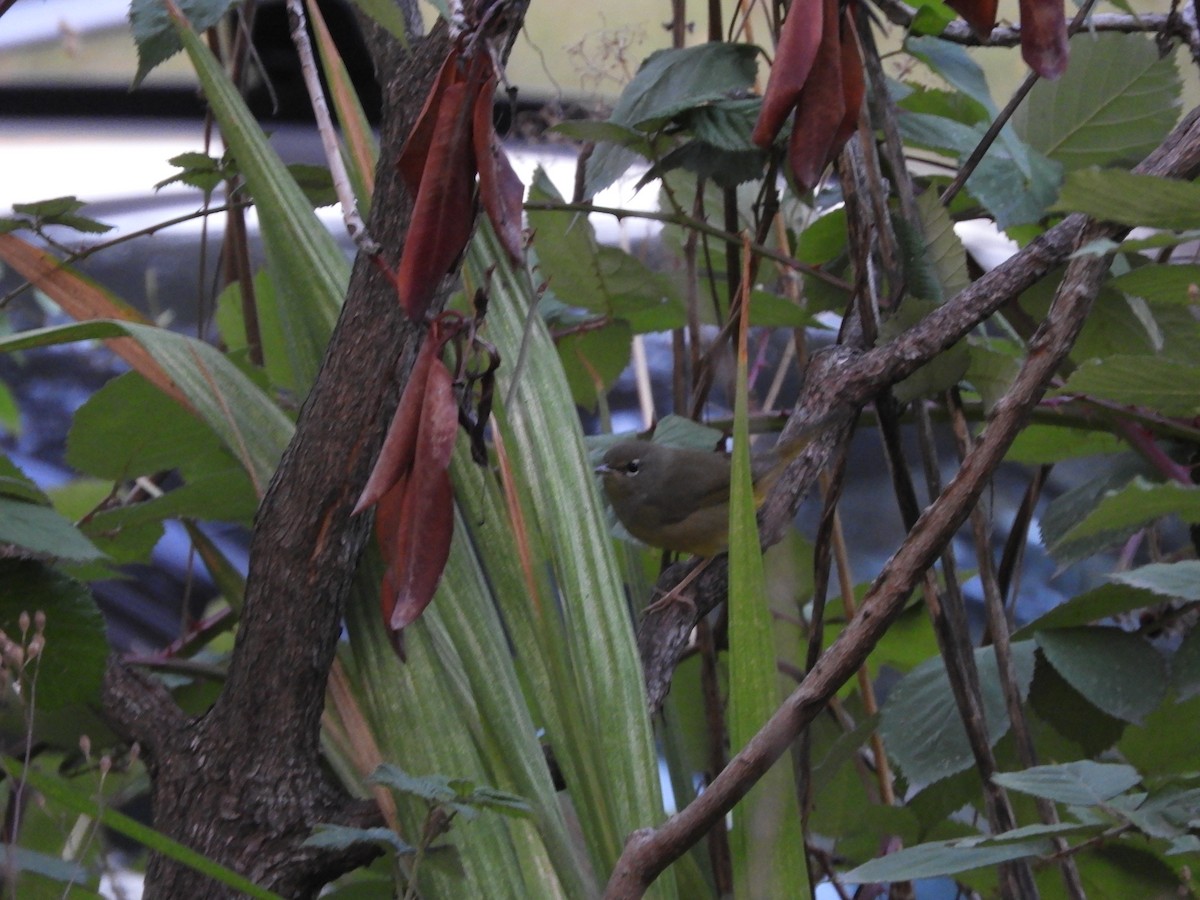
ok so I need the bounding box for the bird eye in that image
[624,460,640,475]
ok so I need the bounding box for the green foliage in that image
[5,4,1199,898]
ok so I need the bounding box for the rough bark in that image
[100,15,453,899]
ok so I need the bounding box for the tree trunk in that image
[101,11,454,898]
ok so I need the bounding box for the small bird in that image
[595,434,814,557]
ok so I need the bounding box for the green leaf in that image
[1052,168,1200,230]
[880,642,1037,786]
[1111,264,1200,306]
[175,15,349,393]
[1060,355,1200,420]
[879,299,970,403]
[1019,582,1160,634]
[1013,34,1181,170]
[557,319,632,411]
[67,371,240,481]
[1173,628,1200,701]
[527,170,684,333]
[1111,561,1200,602]
[915,189,970,301]
[130,0,239,87]
[727,259,809,897]
[0,561,108,711]
[0,319,292,498]
[841,822,1096,883]
[1005,425,1123,464]
[0,498,104,563]
[1119,693,1200,775]
[0,454,49,505]
[963,342,1021,414]
[1036,627,1167,724]
[1038,454,1150,565]
[347,0,411,44]
[584,43,760,197]
[11,196,112,234]
[992,761,1140,806]
[966,146,1062,230]
[1054,478,1200,548]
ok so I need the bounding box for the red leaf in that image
[786,0,844,191]
[473,67,526,264]
[385,469,454,631]
[825,6,865,168]
[374,355,459,632]
[752,0,825,148]
[945,0,998,37]
[353,337,437,514]
[397,49,461,194]
[1019,0,1068,79]
[395,75,478,320]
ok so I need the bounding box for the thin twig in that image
[286,0,378,254]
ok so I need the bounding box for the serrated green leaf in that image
[1059,354,1200,416]
[841,823,1095,883]
[1036,627,1167,724]
[557,320,631,411]
[0,454,47,505]
[67,371,238,481]
[1111,561,1200,602]
[1055,478,1200,548]
[527,170,684,333]
[1019,582,1159,634]
[1014,34,1180,171]
[916,189,971,301]
[879,299,970,403]
[130,0,239,88]
[0,560,108,711]
[0,499,103,563]
[584,43,760,197]
[1111,264,1200,305]
[1119,693,1200,775]
[1005,425,1123,464]
[1052,168,1200,230]
[993,760,1140,806]
[1173,629,1200,701]
[880,642,1037,786]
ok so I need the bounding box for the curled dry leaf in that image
[1018,0,1069,79]
[394,71,478,321]
[393,44,525,322]
[752,0,824,148]
[473,69,526,264]
[787,0,845,191]
[378,358,458,632]
[827,4,865,169]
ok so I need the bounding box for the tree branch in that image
[628,104,1200,892]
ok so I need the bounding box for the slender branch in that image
[286,0,377,253]
[523,199,853,291]
[871,0,1196,50]
[625,106,1200,894]
[940,0,1102,207]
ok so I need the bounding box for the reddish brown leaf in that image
[377,359,458,631]
[385,469,454,630]
[945,0,998,37]
[473,67,526,264]
[353,339,437,515]
[397,49,461,194]
[752,0,825,148]
[395,76,478,320]
[825,6,865,168]
[1019,0,1068,79]
[786,0,844,191]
